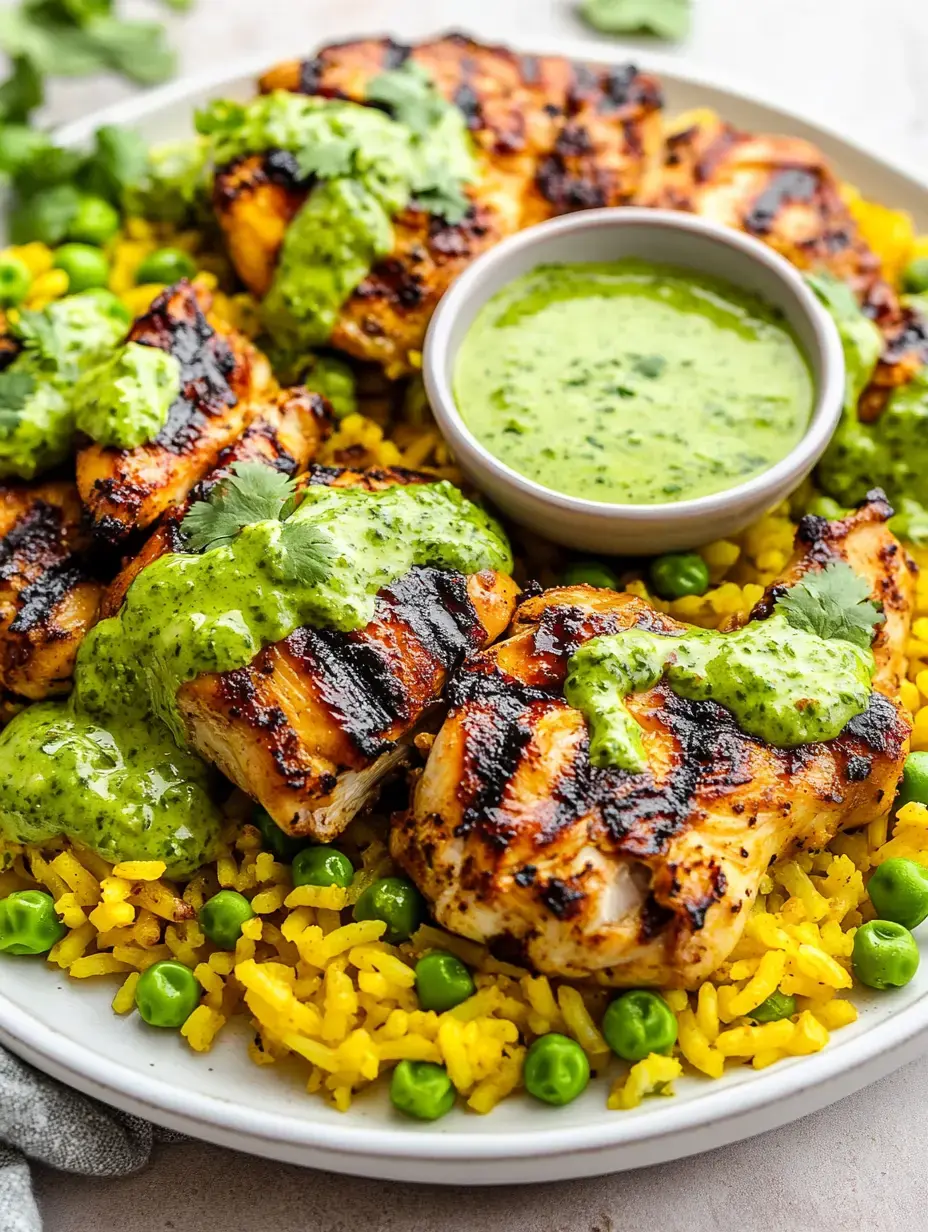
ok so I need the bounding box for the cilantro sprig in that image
[775,561,885,649]
[413,166,471,226]
[0,369,35,434]
[578,0,691,40]
[181,461,335,585]
[0,0,194,243]
[366,61,448,138]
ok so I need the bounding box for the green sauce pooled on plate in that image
[0,478,511,875]
[454,259,815,505]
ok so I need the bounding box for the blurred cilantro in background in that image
[0,0,195,243]
[578,0,692,41]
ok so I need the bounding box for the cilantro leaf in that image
[0,4,108,77]
[775,561,885,649]
[366,61,446,138]
[0,55,43,123]
[295,133,355,182]
[194,99,248,141]
[181,461,300,553]
[0,124,54,178]
[0,369,36,409]
[12,306,61,364]
[413,164,471,224]
[79,123,148,203]
[578,0,691,40]
[60,0,112,24]
[0,369,35,438]
[271,520,337,584]
[83,16,176,85]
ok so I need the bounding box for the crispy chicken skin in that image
[393,493,914,988]
[101,387,333,618]
[213,34,664,374]
[76,280,273,544]
[176,464,519,842]
[646,111,928,414]
[0,482,103,699]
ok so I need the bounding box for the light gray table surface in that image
[18,0,928,1227]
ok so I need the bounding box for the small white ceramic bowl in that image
[424,208,846,555]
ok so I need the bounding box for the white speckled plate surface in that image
[2,35,928,1185]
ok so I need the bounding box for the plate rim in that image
[5,34,928,1168]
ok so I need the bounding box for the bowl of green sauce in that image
[424,208,845,554]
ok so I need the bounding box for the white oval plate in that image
[3,32,928,1186]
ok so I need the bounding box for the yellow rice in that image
[1,191,927,1115]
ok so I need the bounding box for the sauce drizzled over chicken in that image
[76,280,273,544]
[214,34,664,375]
[102,386,333,617]
[177,465,519,842]
[393,494,914,987]
[0,482,102,700]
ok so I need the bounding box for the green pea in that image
[67,195,120,247]
[649,552,710,600]
[389,1059,455,1121]
[523,1033,590,1106]
[252,806,309,862]
[902,256,928,295]
[0,254,31,307]
[135,960,201,1028]
[867,858,928,931]
[748,989,797,1023]
[414,950,475,1013]
[75,287,131,322]
[0,890,66,955]
[563,560,619,590]
[896,752,928,812]
[852,919,920,990]
[353,876,425,943]
[198,889,254,950]
[804,495,845,521]
[292,847,354,890]
[135,247,197,286]
[53,243,110,293]
[602,990,678,1061]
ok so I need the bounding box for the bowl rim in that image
[424,206,846,525]
[4,40,927,1177]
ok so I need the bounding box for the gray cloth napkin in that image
[0,1046,183,1232]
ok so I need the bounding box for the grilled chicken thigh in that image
[647,112,928,408]
[102,387,333,617]
[176,465,519,842]
[0,482,102,699]
[393,494,914,988]
[76,280,273,544]
[214,34,664,375]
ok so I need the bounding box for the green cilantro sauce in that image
[454,260,815,505]
[813,275,928,541]
[197,75,476,351]
[565,614,874,774]
[303,355,357,419]
[0,482,511,874]
[74,341,181,449]
[0,292,129,479]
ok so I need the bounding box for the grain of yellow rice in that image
[2,210,927,1115]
